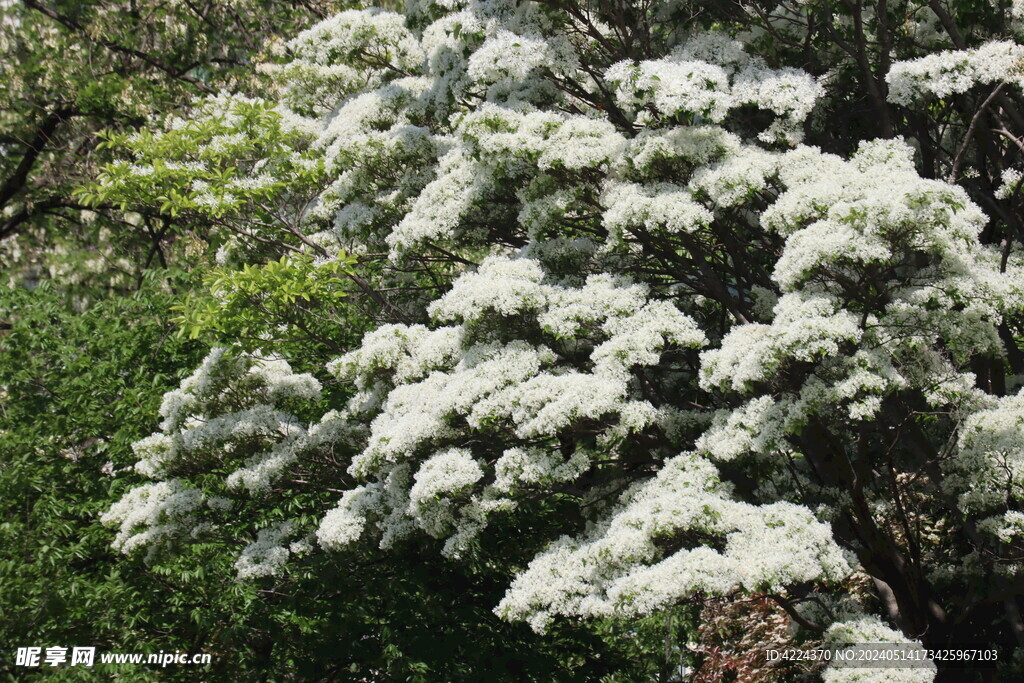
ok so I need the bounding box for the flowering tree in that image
[98,0,1024,677]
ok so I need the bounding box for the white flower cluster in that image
[491,446,590,493]
[605,32,822,141]
[328,323,464,391]
[317,464,417,551]
[466,30,576,83]
[101,479,206,556]
[135,349,321,491]
[944,391,1024,514]
[496,453,851,632]
[269,8,426,114]
[700,293,862,393]
[620,125,741,175]
[689,136,1019,491]
[821,616,935,682]
[1013,1,1024,35]
[601,181,713,241]
[408,448,484,536]
[996,167,1023,200]
[695,395,793,462]
[103,349,346,574]
[886,41,1024,106]
[388,148,488,254]
[977,510,1024,544]
[456,103,626,171]
[317,255,705,553]
[310,79,438,236]
[234,521,295,580]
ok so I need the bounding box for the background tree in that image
[0,0,347,296]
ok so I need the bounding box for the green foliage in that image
[82,97,325,224]
[0,274,207,678]
[173,252,357,353]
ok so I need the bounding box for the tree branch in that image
[23,0,216,94]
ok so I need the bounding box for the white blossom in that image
[235,521,294,579]
[496,453,850,632]
[886,41,1024,106]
